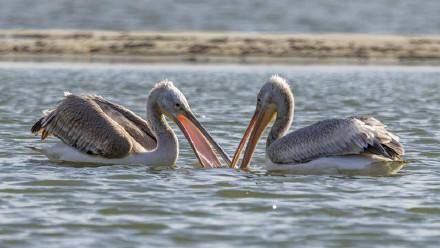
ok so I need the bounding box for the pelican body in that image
[31,80,230,167]
[232,75,404,174]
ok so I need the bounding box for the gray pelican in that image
[231,75,404,173]
[31,80,230,167]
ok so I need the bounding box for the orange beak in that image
[176,112,231,168]
[231,106,276,169]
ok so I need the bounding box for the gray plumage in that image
[267,116,404,164]
[235,75,405,169]
[31,93,157,159]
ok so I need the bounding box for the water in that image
[0,63,439,247]
[1,0,440,35]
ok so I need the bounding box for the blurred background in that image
[1,0,439,34]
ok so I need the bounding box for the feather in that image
[30,92,158,158]
[268,116,404,163]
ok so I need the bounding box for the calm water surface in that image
[0,63,439,247]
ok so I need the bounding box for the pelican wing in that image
[31,93,156,158]
[267,116,404,164]
[89,95,156,150]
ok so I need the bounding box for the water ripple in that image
[0,63,439,247]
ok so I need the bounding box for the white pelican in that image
[31,80,231,167]
[231,75,404,174]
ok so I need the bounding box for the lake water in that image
[0,63,439,247]
[1,0,440,34]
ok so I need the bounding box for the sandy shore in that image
[1,30,440,64]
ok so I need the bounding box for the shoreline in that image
[1,30,440,65]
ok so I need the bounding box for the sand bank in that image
[1,30,440,64]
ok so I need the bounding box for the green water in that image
[0,63,439,247]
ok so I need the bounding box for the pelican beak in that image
[175,110,231,168]
[231,106,276,169]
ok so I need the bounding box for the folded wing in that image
[31,93,157,158]
[267,116,404,164]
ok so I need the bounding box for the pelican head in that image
[148,80,192,118]
[232,75,294,169]
[149,80,231,168]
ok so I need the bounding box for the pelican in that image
[231,75,404,174]
[31,80,230,167]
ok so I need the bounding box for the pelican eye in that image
[175,103,181,108]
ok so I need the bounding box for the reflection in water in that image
[0,63,439,247]
[266,161,406,176]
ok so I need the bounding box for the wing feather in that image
[268,116,404,163]
[31,93,154,158]
[89,95,156,150]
